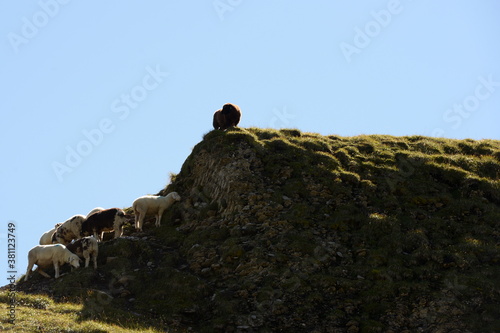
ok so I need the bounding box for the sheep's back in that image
[58,215,85,236]
[82,209,117,232]
[29,245,67,265]
[133,196,164,212]
[39,228,56,245]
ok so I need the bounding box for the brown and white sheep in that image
[66,236,99,269]
[132,192,181,231]
[24,244,80,281]
[52,215,86,245]
[213,103,241,130]
[81,208,126,241]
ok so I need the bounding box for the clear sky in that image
[1,1,499,279]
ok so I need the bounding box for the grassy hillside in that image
[0,292,162,332]
[2,128,500,332]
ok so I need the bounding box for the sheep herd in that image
[24,192,180,281]
[25,102,241,282]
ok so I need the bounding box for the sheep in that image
[86,207,104,217]
[81,208,126,242]
[39,223,62,245]
[52,215,86,245]
[66,236,99,269]
[24,244,80,281]
[132,192,181,231]
[213,103,241,130]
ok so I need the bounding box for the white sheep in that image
[53,214,86,245]
[86,207,104,217]
[132,192,181,231]
[24,244,80,281]
[66,236,99,269]
[39,223,62,245]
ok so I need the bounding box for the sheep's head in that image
[68,254,80,269]
[115,209,128,226]
[222,103,239,114]
[170,192,181,202]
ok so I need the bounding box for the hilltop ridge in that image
[5,128,500,332]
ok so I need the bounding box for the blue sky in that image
[1,1,499,279]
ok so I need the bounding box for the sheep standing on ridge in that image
[66,236,99,269]
[52,215,86,245]
[133,192,181,231]
[39,223,62,245]
[213,103,241,130]
[25,244,80,281]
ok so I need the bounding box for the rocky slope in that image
[14,128,500,332]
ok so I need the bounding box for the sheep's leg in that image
[140,213,146,231]
[38,268,51,278]
[92,254,97,270]
[100,231,105,242]
[156,209,165,227]
[117,226,123,238]
[84,253,90,268]
[114,223,123,238]
[24,262,34,281]
[134,209,145,230]
[134,210,139,229]
[54,262,60,278]
[137,211,145,231]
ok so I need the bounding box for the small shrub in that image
[477,156,500,179]
[339,171,361,184]
[280,128,301,137]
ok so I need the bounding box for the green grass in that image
[0,292,164,332]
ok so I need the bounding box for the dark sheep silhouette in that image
[213,103,241,130]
